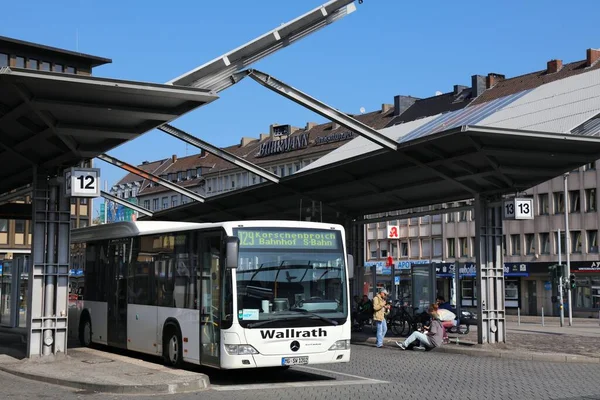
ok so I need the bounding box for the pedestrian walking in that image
[373,289,390,348]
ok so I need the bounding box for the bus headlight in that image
[328,340,350,350]
[225,344,259,355]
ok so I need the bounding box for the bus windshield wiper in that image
[287,310,338,326]
[247,317,299,329]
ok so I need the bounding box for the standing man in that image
[373,289,390,348]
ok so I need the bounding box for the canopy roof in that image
[0,67,218,195]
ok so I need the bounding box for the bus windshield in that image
[233,227,347,328]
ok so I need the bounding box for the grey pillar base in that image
[27,168,70,357]
[474,195,506,344]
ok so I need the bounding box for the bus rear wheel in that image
[79,316,92,347]
[163,326,183,368]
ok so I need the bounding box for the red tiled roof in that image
[133,108,395,196]
[471,59,600,105]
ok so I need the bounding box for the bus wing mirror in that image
[347,254,354,279]
[226,236,240,269]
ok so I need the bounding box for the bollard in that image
[598,310,599,327]
[518,307,521,326]
[541,307,545,326]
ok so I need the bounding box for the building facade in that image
[365,48,600,318]
[0,35,110,327]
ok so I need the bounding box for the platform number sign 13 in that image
[503,198,533,220]
[64,167,101,198]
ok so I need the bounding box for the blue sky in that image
[2,0,600,219]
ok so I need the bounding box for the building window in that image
[511,234,521,255]
[0,53,8,67]
[569,190,580,213]
[15,56,25,68]
[390,242,398,258]
[369,242,377,259]
[554,192,564,214]
[555,231,567,254]
[80,197,88,205]
[421,239,431,257]
[433,238,442,257]
[525,233,535,255]
[583,162,596,171]
[15,220,25,233]
[432,214,442,222]
[586,189,596,212]
[459,210,467,221]
[400,242,408,257]
[295,163,301,171]
[231,180,235,188]
[152,198,159,210]
[421,215,430,224]
[171,195,178,207]
[177,171,184,181]
[0,219,7,232]
[538,193,549,215]
[143,200,150,209]
[65,66,76,74]
[540,233,550,254]
[79,219,88,228]
[29,59,39,69]
[587,230,598,253]
[571,231,582,253]
[40,61,50,71]
[162,197,168,209]
[410,217,419,225]
[447,238,456,258]
[459,237,468,257]
[447,212,455,222]
[54,64,63,72]
[410,239,419,257]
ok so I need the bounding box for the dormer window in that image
[197,167,202,177]
[177,171,184,181]
[187,169,193,179]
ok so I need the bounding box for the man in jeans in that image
[372,289,390,348]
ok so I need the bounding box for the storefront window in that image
[461,279,477,307]
[505,280,519,307]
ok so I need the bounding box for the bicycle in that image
[390,301,428,336]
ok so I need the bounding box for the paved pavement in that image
[0,332,209,394]
[1,344,600,399]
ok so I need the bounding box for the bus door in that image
[199,232,222,367]
[107,240,129,349]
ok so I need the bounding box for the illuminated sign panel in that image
[234,228,341,250]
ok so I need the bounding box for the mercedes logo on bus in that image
[290,341,300,352]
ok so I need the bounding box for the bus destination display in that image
[235,229,340,250]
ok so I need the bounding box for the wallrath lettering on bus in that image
[260,328,328,339]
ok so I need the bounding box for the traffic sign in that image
[503,197,533,220]
[64,167,101,198]
[394,276,400,285]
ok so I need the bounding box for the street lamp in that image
[563,173,573,326]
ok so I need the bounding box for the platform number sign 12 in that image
[65,167,101,198]
[503,198,533,220]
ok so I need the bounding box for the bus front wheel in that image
[163,325,183,368]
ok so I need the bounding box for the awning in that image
[0,67,218,195]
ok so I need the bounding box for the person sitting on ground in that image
[436,296,454,311]
[395,305,444,350]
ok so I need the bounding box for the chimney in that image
[381,103,393,113]
[587,48,600,67]
[259,133,270,141]
[305,122,318,130]
[547,59,563,74]
[240,137,255,147]
[393,95,418,117]
[471,75,486,97]
[331,122,340,130]
[171,154,177,163]
[142,161,149,165]
[199,149,207,158]
[453,85,468,95]
[486,73,506,89]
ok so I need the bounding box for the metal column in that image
[473,195,506,344]
[27,168,70,357]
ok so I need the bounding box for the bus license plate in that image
[281,356,308,366]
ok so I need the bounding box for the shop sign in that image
[257,133,309,157]
[314,131,354,146]
[572,261,600,273]
[504,262,529,277]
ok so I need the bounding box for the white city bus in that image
[69,220,352,369]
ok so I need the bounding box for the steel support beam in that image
[101,190,153,217]
[159,124,280,184]
[97,154,205,203]
[474,195,506,344]
[167,0,358,91]
[236,69,399,151]
[356,203,474,225]
[27,169,69,357]
[0,185,32,206]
